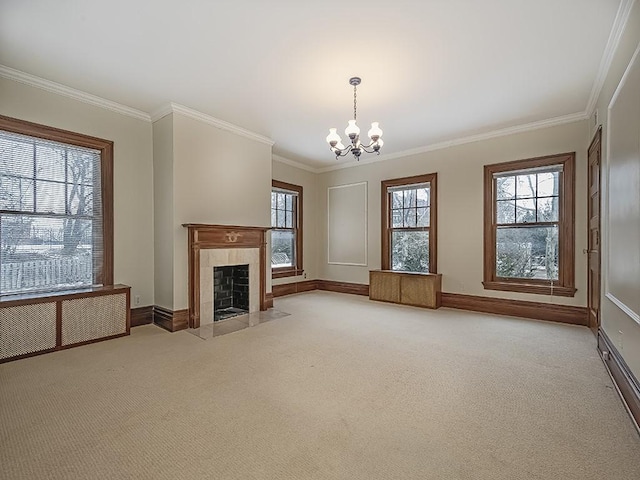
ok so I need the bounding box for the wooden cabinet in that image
[369,270,441,309]
[0,285,130,363]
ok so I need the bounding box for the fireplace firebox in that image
[213,264,249,321]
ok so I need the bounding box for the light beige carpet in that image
[1,291,639,479]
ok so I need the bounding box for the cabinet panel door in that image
[370,272,400,303]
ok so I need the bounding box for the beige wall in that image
[271,159,320,285]
[0,76,155,307]
[152,114,174,309]
[593,1,640,378]
[317,120,588,308]
[171,113,272,310]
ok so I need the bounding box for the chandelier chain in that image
[353,84,357,121]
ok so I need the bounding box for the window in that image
[483,152,575,296]
[0,115,113,297]
[271,180,302,278]
[381,173,437,273]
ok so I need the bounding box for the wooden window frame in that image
[381,173,438,273]
[0,115,114,298]
[271,180,303,279]
[483,152,575,297]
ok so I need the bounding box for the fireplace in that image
[213,264,249,321]
[183,224,269,328]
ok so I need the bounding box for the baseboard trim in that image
[265,293,274,309]
[316,280,369,296]
[272,279,369,298]
[153,306,189,332]
[130,306,154,327]
[441,292,588,326]
[272,280,318,297]
[272,282,586,326]
[598,329,640,432]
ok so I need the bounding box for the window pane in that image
[516,174,536,198]
[277,193,285,210]
[496,200,515,224]
[416,188,430,207]
[68,185,93,216]
[416,207,430,227]
[67,151,95,186]
[391,209,403,228]
[271,192,277,209]
[391,230,429,273]
[537,172,559,197]
[271,230,294,268]
[404,208,417,227]
[0,176,34,211]
[285,210,293,228]
[496,177,515,200]
[515,198,535,223]
[276,210,285,228]
[537,197,558,222]
[496,226,558,280]
[271,209,277,227]
[1,215,93,294]
[36,145,66,181]
[403,190,416,208]
[35,180,66,214]
[285,194,292,211]
[392,191,403,208]
[0,137,33,177]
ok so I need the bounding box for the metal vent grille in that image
[61,293,127,345]
[0,303,57,359]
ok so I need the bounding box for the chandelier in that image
[325,77,383,160]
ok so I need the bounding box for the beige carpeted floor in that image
[1,291,639,479]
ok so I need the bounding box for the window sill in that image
[0,285,129,308]
[482,281,576,297]
[272,269,304,279]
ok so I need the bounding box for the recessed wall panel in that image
[327,182,367,266]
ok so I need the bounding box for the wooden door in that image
[587,127,602,334]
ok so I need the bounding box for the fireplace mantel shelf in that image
[183,224,268,328]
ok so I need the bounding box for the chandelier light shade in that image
[326,77,383,160]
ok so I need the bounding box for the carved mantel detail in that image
[183,224,269,328]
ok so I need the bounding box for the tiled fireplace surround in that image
[183,224,269,328]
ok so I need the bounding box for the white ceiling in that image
[0,1,628,169]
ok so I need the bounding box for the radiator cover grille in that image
[0,303,57,359]
[62,293,127,345]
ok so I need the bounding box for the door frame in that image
[587,126,602,334]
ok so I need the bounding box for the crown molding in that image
[316,112,588,173]
[152,102,275,146]
[149,104,174,123]
[0,65,151,122]
[272,154,321,173]
[585,0,637,117]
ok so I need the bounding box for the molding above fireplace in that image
[183,224,269,328]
